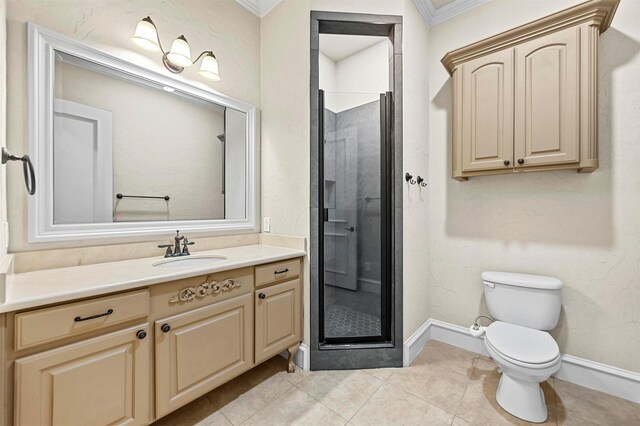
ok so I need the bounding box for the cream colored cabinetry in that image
[514,27,580,168]
[458,49,514,173]
[6,257,303,425]
[255,279,302,365]
[154,292,253,418]
[254,260,303,372]
[443,0,618,180]
[14,324,151,426]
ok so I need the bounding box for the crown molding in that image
[235,0,282,18]
[441,0,620,75]
[412,0,488,27]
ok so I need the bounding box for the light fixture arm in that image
[192,50,215,64]
[133,16,220,81]
[142,17,214,67]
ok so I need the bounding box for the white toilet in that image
[481,271,563,423]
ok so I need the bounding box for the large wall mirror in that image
[28,24,258,242]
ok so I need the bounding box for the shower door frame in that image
[310,11,403,370]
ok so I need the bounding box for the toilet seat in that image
[485,322,560,368]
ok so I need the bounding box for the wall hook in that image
[416,176,427,187]
[405,172,416,185]
[1,148,36,195]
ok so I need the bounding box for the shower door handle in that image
[344,226,355,232]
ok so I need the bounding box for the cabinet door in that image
[255,279,301,364]
[514,27,579,167]
[15,324,150,426]
[155,293,253,418]
[460,48,514,172]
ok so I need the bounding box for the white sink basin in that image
[153,255,227,268]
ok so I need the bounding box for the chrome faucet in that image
[174,230,184,254]
[158,230,195,258]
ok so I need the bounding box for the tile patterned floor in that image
[324,304,381,338]
[152,341,640,426]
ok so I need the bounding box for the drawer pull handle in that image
[74,309,113,322]
[136,330,147,340]
[274,268,289,275]
[161,323,171,333]
[258,293,266,300]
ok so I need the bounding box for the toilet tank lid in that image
[482,271,563,290]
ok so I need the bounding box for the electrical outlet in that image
[364,262,371,272]
[263,217,271,233]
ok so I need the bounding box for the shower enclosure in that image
[320,90,392,343]
[310,12,403,370]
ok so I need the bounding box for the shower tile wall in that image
[324,99,381,292]
[336,100,381,292]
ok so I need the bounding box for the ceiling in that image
[319,35,387,63]
[234,0,488,27]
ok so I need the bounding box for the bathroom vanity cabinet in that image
[2,257,304,425]
[442,0,619,181]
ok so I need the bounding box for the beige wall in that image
[427,0,640,372]
[0,0,6,257]
[6,0,260,252]
[261,0,431,344]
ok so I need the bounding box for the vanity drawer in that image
[255,259,300,288]
[15,289,150,351]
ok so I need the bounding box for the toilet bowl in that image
[481,271,563,423]
[484,321,561,423]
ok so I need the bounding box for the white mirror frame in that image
[28,23,259,243]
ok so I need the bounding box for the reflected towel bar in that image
[116,193,170,201]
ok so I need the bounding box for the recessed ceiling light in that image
[163,86,175,93]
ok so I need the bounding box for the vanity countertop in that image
[1,244,306,314]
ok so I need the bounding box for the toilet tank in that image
[482,271,563,331]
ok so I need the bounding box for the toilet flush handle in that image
[482,280,495,288]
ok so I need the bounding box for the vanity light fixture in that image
[132,16,220,81]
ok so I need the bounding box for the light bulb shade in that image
[198,52,220,81]
[132,17,160,52]
[167,35,193,67]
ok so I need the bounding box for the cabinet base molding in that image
[287,343,301,373]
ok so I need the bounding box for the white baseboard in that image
[403,319,431,367]
[404,318,640,404]
[279,342,310,371]
[555,354,640,403]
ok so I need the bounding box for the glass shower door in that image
[320,90,392,344]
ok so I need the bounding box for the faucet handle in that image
[182,238,195,255]
[158,244,173,257]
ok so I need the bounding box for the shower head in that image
[217,134,225,143]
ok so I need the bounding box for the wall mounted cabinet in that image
[442,0,619,181]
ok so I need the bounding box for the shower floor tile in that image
[324,304,381,338]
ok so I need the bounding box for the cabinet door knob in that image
[161,324,171,333]
[136,330,147,340]
[258,293,266,300]
[517,158,525,165]
[503,160,510,166]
